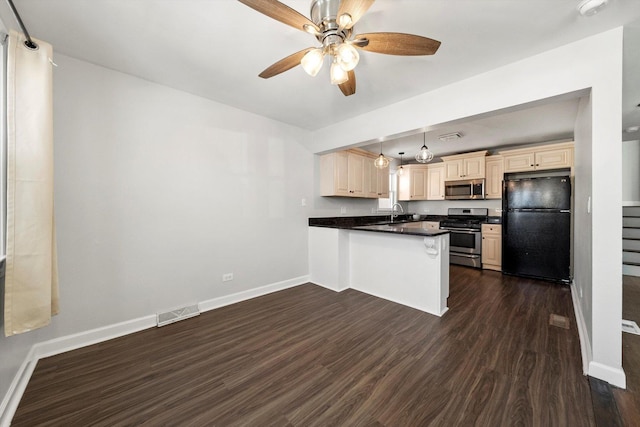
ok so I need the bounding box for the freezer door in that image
[504,176,571,211]
[502,211,570,282]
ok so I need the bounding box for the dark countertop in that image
[308,215,450,237]
[308,214,448,229]
[351,224,449,237]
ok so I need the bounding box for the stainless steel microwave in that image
[444,179,486,200]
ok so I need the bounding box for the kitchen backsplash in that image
[409,199,502,217]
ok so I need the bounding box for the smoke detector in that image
[577,0,609,16]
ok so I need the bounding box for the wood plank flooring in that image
[612,275,640,426]
[12,266,594,426]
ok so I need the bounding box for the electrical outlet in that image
[423,208,430,213]
[340,206,347,214]
[222,273,234,282]
[301,198,307,207]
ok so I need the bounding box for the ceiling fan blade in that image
[337,0,375,29]
[238,0,319,33]
[354,32,441,56]
[338,70,356,96]
[259,48,314,79]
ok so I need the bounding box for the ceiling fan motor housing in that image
[310,0,351,49]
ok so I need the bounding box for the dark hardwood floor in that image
[612,275,640,426]
[12,266,594,426]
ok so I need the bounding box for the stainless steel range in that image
[440,208,488,268]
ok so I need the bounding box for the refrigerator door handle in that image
[560,209,571,213]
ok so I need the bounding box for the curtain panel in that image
[4,30,58,337]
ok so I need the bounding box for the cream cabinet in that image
[485,155,504,199]
[441,150,488,181]
[426,164,446,200]
[481,224,502,271]
[321,149,388,198]
[398,165,428,201]
[501,142,574,173]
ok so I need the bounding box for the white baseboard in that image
[198,276,310,312]
[570,280,592,376]
[0,357,37,427]
[589,361,627,389]
[308,280,348,293]
[0,275,310,425]
[349,285,446,317]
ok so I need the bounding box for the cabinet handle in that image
[530,164,534,167]
[536,164,539,166]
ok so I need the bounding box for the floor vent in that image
[622,319,640,335]
[157,304,200,327]
[549,314,570,329]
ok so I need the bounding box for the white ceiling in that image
[1,0,640,148]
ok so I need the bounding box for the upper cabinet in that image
[426,163,446,200]
[441,150,488,181]
[398,165,428,201]
[320,149,389,199]
[501,142,574,173]
[485,155,504,199]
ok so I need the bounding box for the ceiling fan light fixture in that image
[337,13,352,30]
[330,60,349,85]
[301,48,324,77]
[336,43,360,71]
[577,0,608,16]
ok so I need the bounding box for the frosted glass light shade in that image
[336,43,359,71]
[301,49,324,77]
[374,154,389,169]
[397,166,404,176]
[415,145,434,163]
[330,60,349,85]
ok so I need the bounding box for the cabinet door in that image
[427,164,445,200]
[320,152,349,196]
[535,147,573,170]
[398,168,411,201]
[463,156,485,179]
[365,157,379,198]
[347,153,365,197]
[481,224,502,270]
[503,152,535,173]
[444,160,463,180]
[485,157,504,199]
[410,167,428,200]
[377,168,389,198]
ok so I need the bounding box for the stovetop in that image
[440,208,489,230]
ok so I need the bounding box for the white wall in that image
[0,54,314,404]
[305,28,625,387]
[574,95,594,355]
[623,140,640,204]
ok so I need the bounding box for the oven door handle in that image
[450,253,481,259]
[440,227,479,233]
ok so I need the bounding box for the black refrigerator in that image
[502,175,571,283]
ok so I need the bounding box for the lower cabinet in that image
[481,224,502,271]
[401,221,440,230]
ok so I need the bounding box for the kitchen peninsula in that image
[309,217,450,316]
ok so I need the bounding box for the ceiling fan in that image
[237,0,441,96]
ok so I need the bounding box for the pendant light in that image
[374,142,390,169]
[397,152,405,175]
[415,132,434,163]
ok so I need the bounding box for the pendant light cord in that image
[6,0,38,49]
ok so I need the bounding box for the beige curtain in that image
[4,30,58,337]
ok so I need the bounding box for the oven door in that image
[441,228,482,255]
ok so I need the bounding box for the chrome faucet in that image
[390,203,404,222]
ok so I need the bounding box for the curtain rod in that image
[5,0,37,49]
